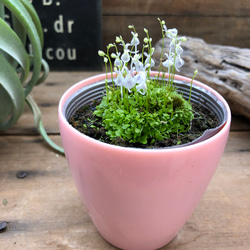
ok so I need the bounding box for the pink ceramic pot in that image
[58,72,231,250]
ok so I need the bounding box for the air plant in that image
[0,0,64,154]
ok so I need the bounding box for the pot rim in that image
[58,71,231,152]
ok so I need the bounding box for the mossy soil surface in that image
[69,100,219,148]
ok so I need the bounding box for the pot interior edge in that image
[63,78,227,129]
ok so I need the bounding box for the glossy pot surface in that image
[58,72,231,250]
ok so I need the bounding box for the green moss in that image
[94,81,194,145]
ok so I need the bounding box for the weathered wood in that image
[0,131,250,249]
[153,37,250,119]
[103,16,250,50]
[102,0,250,49]
[103,0,250,16]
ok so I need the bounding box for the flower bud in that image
[98,50,105,56]
[179,36,187,42]
[107,43,114,49]
[111,53,116,58]
[103,57,108,63]
[115,36,122,43]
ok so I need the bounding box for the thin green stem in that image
[189,70,198,104]
[26,95,65,155]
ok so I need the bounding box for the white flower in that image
[145,57,155,68]
[130,54,141,71]
[114,58,122,67]
[144,51,155,68]
[130,32,140,46]
[134,61,144,72]
[135,71,146,84]
[163,24,168,33]
[175,55,184,71]
[162,54,174,68]
[121,50,130,63]
[114,52,122,67]
[169,39,176,53]
[124,73,136,91]
[115,73,125,86]
[135,71,147,95]
[167,28,178,39]
[175,44,183,55]
[130,32,140,54]
[131,53,141,65]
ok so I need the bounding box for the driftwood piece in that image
[153,37,250,119]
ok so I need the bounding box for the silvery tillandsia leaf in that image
[0,0,64,154]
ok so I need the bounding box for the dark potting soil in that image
[68,100,219,149]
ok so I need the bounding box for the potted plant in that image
[0,0,63,154]
[58,19,231,250]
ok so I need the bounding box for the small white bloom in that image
[130,32,140,54]
[135,72,147,95]
[175,44,183,55]
[163,24,167,33]
[145,56,155,67]
[167,28,178,39]
[131,32,140,46]
[115,73,125,86]
[134,61,144,72]
[162,54,174,68]
[175,55,184,71]
[162,59,173,68]
[121,50,130,63]
[132,54,141,62]
[135,71,146,83]
[114,57,122,67]
[124,74,136,90]
[170,39,176,52]
[144,55,155,68]
[113,52,121,67]
[144,50,155,68]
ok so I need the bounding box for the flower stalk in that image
[95,19,197,145]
